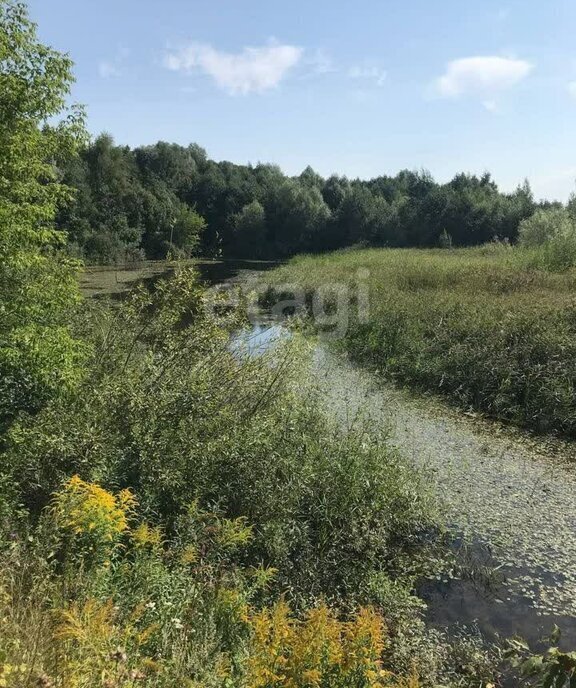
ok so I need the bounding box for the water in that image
[87,259,576,648]
[80,258,279,298]
[223,265,576,651]
[307,345,576,649]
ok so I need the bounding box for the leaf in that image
[521,655,544,676]
[543,666,561,688]
[550,625,562,645]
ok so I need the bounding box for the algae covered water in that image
[87,260,576,646]
[224,265,576,648]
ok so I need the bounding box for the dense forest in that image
[59,134,549,263]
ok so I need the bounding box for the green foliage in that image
[518,208,576,271]
[0,479,436,688]
[506,628,576,687]
[60,134,206,263]
[518,208,574,247]
[264,247,576,437]
[230,200,268,257]
[0,266,491,686]
[58,135,541,262]
[438,230,452,249]
[0,0,87,431]
[170,202,205,257]
[3,268,434,605]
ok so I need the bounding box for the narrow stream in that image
[215,264,576,649]
[89,260,576,648]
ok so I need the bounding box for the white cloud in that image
[164,40,303,95]
[435,56,532,98]
[568,81,576,98]
[348,64,387,87]
[98,60,121,78]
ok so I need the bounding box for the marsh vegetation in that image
[263,244,576,436]
[4,1,576,685]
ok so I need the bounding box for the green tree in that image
[170,203,205,256]
[0,0,86,430]
[334,186,376,246]
[230,200,267,257]
[518,208,575,247]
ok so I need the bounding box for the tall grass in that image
[0,268,493,686]
[263,247,576,436]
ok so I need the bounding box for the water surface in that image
[227,266,576,648]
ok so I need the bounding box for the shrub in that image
[438,230,452,249]
[0,479,447,688]
[2,268,435,606]
[517,208,574,247]
[246,601,396,688]
[0,0,87,434]
[518,208,576,270]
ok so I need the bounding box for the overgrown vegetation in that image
[262,245,576,437]
[0,0,86,432]
[5,262,483,679]
[0,473,427,687]
[0,258,496,685]
[517,207,576,271]
[0,5,500,684]
[7,0,576,683]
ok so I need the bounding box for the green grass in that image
[1,268,498,687]
[262,246,576,436]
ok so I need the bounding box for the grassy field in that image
[262,246,576,437]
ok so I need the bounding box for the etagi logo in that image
[203,269,370,341]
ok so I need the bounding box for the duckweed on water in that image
[308,346,576,631]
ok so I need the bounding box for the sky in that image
[27,0,576,201]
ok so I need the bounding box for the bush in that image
[518,208,576,271]
[0,477,447,687]
[2,268,435,605]
[51,475,136,566]
[438,230,452,249]
[0,267,498,686]
[517,208,574,247]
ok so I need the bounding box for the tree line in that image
[58,134,554,263]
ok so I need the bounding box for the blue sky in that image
[28,0,576,200]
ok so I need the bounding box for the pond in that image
[79,258,279,298]
[224,265,576,651]
[85,259,576,650]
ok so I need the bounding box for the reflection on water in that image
[230,322,290,357]
[418,533,576,648]
[197,259,279,285]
